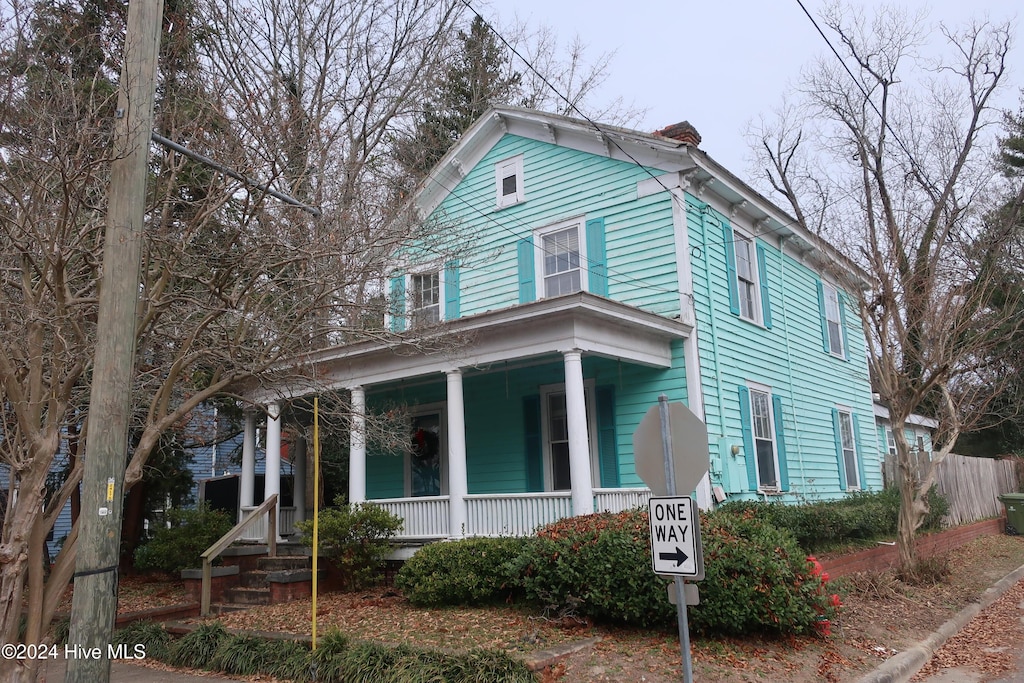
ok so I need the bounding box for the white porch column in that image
[349,386,366,504]
[239,410,257,518]
[265,402,282,534]
[563,350,594,515]
[293,432,307,524]
[446,369,469,538]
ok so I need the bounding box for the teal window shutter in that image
[853,413,866,489]
[756,244,772,328]
[772,395,789,491]
[832,408,847,490]
[817,281,830,353]
[517,237,535,303]
[723,221,740,315]
[389,275,405,332]
[585,217,608,297]
[444,260,460,320]
[595,385,618,487]
[523,395,543,492]
[838,291,850,360]
[738,386,757,490]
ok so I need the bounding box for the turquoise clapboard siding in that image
[388,125,879,503]
[685,194,879,501]
[430,135,678,318]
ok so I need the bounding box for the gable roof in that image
[410,105,869,286]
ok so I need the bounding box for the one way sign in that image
[648,496,704,580]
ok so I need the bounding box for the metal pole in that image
[658,394,693,683]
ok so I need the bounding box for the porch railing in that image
[239,504,296,541]
[466,492,572,537]
[594,488,652,513]
[373,495,450,538]
[373,488,652,540]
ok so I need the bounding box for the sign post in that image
[633,395,708,683]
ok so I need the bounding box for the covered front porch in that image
[240,292,696,542]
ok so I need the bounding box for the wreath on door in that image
[411,427,439,462]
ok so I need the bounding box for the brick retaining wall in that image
[821,516,1006,578]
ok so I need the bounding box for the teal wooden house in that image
[239,107,880,545]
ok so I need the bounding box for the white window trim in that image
[533,217,588,299]
[823,282,845,358]
[837,406,860,490]
[885,428,897,457]
[747,381,780,492]
[405,401,447,497]
[539,379,599,490]
[733,228,764,326]
[406,265,446,327]
[495,154,525,208]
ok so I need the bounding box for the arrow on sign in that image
[658,547,690,566]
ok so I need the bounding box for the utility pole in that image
[66,0,163,681]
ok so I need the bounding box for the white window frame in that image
[534,218,587,299]
[747,382,779,491]
[886,428,897,457]
[837,407,860,490]
[539,380,599,491]
[407,268,443,328]
[405,402,447,497]
[495,154,524,208]
[823,283,845,358]
[733,229,765,325]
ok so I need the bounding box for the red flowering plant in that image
[805,555,842,637]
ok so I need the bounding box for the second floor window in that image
[734,232,757,320]
[542,226,582,297]
[823,284,844,357]
[410,271,440,326]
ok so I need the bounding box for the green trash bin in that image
[998,493,1024,535]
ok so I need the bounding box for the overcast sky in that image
[487,1,1023,177]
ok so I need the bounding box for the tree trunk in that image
[119,482,148,572]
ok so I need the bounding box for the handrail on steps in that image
[200,493,278,616]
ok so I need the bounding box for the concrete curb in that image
[856,561,1024,683]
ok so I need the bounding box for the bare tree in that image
[749,3,1023,570]
[0,0,462,678]
[503,18,646,127]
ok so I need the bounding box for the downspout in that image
[778,236,807,490]
[696,204,730,489]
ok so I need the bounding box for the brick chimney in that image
[654,121,702,147]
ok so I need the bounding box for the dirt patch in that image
[54,572,189,615]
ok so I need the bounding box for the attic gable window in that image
[495,155,524,208]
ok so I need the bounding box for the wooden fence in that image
[883,452,1020,526]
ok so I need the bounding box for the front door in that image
[410,412,442,496]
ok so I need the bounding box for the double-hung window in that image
[540,382,598,490]
[734,232,758,320]
[539,223,583,297]
[836,409,860,489]
[739,384,789,492]
[823,283,844,357]
[749,388,778,489]
[409,271,440,327]
[832,407,863,490]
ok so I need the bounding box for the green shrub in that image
[509,508,835,635]
[295,498,402,590]
[113,621,172,662]
[395,537,533,606]
[311,629,351,682]
[691,510,836,636]
[510,509,674,628]
[168,622,228,669]
[134,504,234,574]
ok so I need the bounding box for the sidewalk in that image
[39,659,236,682]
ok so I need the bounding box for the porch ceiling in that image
[300,293,689,393]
